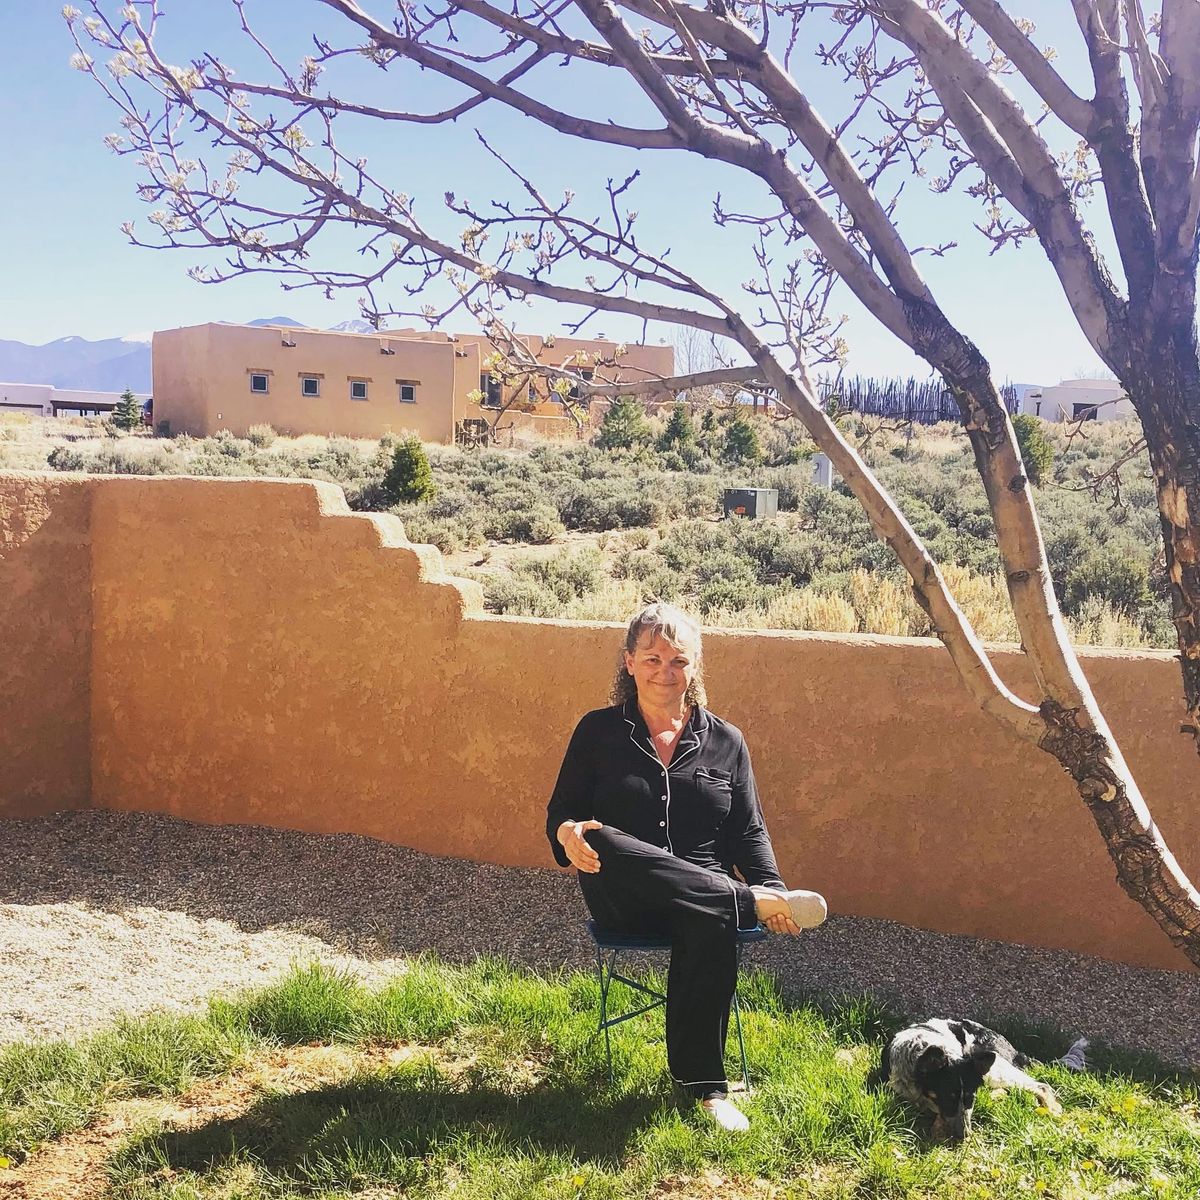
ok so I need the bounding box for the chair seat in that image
[586,919,768,950]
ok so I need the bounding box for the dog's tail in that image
[1054,1037,1090,1072]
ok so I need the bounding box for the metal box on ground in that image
[723,488,778,518]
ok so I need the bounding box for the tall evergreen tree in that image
[722,412,763,464]
[113,388,143,432]
[657,402,697,452]
[596,396,651,451]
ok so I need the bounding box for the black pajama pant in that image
[578,826,760,1101]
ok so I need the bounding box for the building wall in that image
[455,332,676,418]
[3,472,1197,971]
[0,473,93,816]
[151,326,213,433]
[1,383,54,416]
[153,324,464,442]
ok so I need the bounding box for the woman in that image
[547,602,827,1131]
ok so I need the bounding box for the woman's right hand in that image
[557,819,603,873]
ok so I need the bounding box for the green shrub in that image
[478,574,564,617]
[1012,413,1054,486]
[382,436,436,504]
[1064,546,1152,615]
[512,547,606,601]
[557,479,666,531]
[488,500,565,543]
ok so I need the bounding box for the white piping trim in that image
[624,711,675,855]
[729,875,757,932]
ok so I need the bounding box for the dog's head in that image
[913,1044,996,1143]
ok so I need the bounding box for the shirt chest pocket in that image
[691,767,733,818]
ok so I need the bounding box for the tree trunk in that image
[1039,699,1200,962]
[1123,304,1200,748]
[906,300,1200,966]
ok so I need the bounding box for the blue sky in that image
[1,1,1117,384]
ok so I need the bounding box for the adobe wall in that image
[463,619,1199,972]
[2,471,1197,972]
[0,474,93,816]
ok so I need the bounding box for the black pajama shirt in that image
[547,697,786,1100]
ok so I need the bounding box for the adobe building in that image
[1013,377,1136,423]
[151,322,674,441]
[0,382,150,419]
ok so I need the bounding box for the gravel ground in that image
[2,810,1198,1067]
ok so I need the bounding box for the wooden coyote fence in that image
[817,375,1020,424]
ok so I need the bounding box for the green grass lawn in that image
[1,959,1196,1198]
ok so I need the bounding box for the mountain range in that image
[0,317,379,393]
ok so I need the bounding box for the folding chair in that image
[586,919,768,1091]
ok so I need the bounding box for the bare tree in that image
[65,0,1200,963]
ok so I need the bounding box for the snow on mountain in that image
[0,334,151,391]
[0,316,387,392]
[327,319,378,333]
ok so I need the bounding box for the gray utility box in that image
[723,488,779,519]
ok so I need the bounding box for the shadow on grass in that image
[115,1070,666,1186]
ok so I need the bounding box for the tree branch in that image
[580,364,763,397]
[875,0,1127,360]
[955,0,1095,136]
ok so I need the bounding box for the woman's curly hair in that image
[610,602,707,708]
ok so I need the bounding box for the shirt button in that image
[661,795,667,801]
[659,821,666,827]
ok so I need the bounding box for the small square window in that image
[301,376,320,397]
[249,373,269,394]
[399,383,416,403]
[350,380,368,401]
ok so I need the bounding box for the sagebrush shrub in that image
[246,423,277,448]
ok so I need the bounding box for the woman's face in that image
[624,632,698,709]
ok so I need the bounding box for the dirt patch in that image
[2,1043,426,1200]
[649,1169,790,1199]
[440,527,619,579]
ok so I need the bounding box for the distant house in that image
[0,382,149,419]
[1014,378,1135,423]
[151,322,674,441]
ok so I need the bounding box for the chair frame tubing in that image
[594,941,753,1092]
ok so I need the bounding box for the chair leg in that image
[597,945,615,1085]
[733,945,751,1093]
[732,987,751,1094]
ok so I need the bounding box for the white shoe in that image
[751,886,828,930]
[701,1096,750,1132]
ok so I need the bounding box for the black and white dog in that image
[876,1018,1087,1143]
